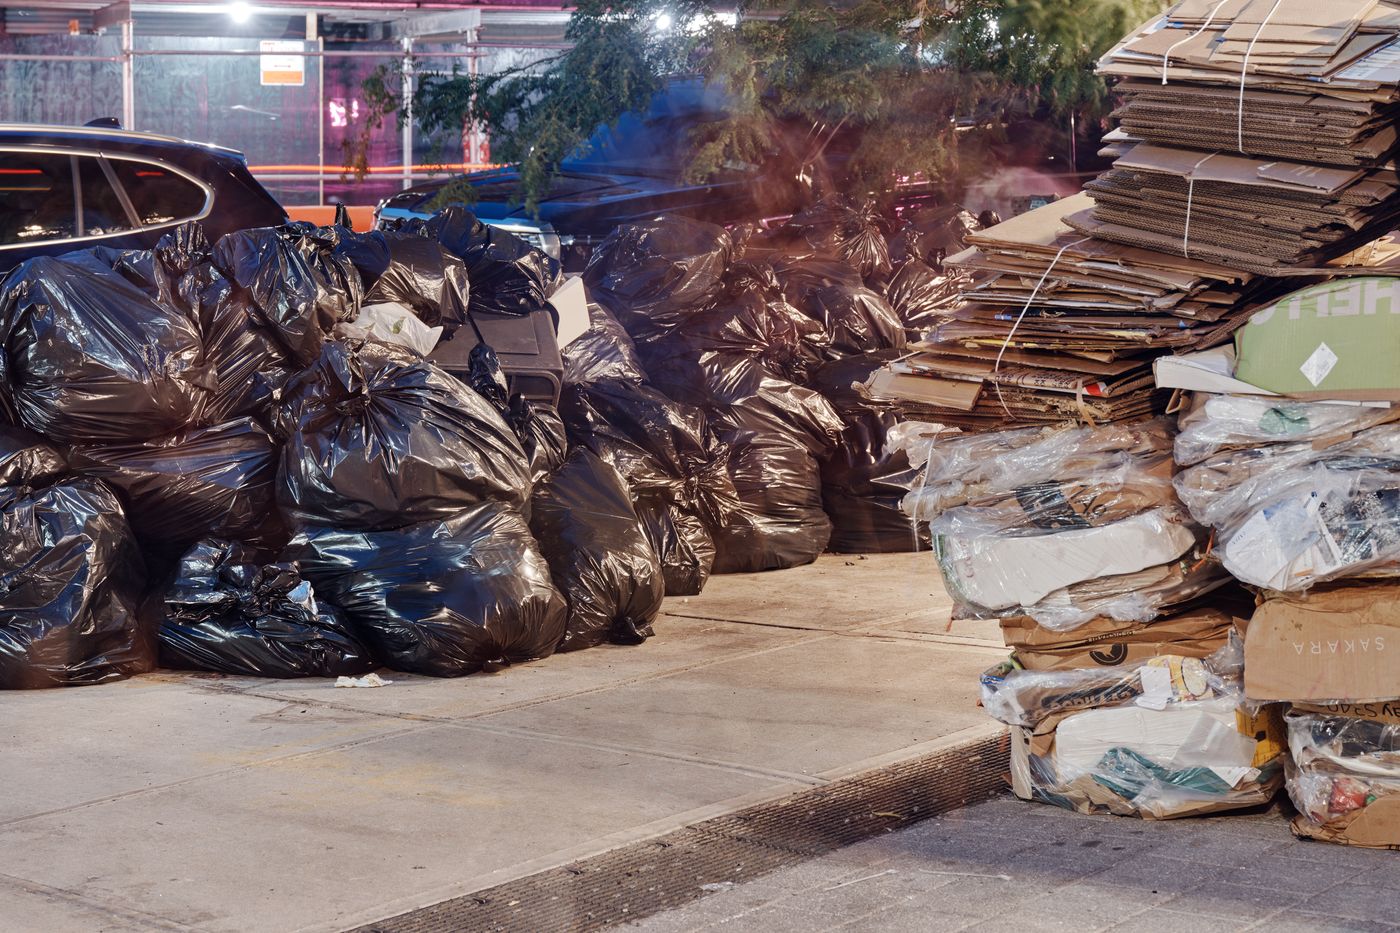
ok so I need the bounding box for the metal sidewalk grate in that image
[351,730,1009,933]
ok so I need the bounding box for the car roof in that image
[0,123,243,160]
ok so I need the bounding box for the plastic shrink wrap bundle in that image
[898,419,1224,629]
[983,637,1285,819]
[1174,397,1400,592]
[1285,709,1400,849]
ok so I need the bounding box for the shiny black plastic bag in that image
[278,339,531,530]
[157,538,373,678]
[0,253,208,444]
[637,503,715,597]
[70,417,280,551]
[562,303,649,386]
[364,235,471,330]
[887,258,965,333]
[811,354,930,553]
[711,431,832,574]
[787,282,905,360]
[529,450,663,651]
[511,396,569,488]
[0,424,67,487]
[0,476,150,689]
[781,197,892,285]
[212,226,356,365]
[145,224,293,423]
[425,207,558,317]
[290,501,567,677]
[561,378,739,529]
[582,215,732,343]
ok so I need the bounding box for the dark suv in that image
[375,81,933,271]
[0,123,287,273]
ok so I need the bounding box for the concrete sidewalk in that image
[2,552,1007,933]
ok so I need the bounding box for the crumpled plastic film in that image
[998,637,1287,819]
[562,303,649,386]
[1174,394,1396,467]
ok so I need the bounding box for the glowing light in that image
[654,12,673,31]
[228,2,253,24]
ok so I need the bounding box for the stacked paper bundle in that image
[1088,0,1400,272]
[864,195,1267,430]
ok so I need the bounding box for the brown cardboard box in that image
[1292,802,1400,849]
[1002,607,1235,672]
[1245,585,1400,702]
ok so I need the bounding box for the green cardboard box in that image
[1235,277,1400,400]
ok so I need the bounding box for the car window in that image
[0,151,78,246]
[74,156,138,237]
[107,159,207,227]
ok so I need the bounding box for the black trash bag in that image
[89,244,160,296]
[277,339,532,530]
[652,353,844,457]
[561,379,739,529]
[424,207,558,317]
[511,395,568,488]
[887,207,983,266]
[322,226,393,288]
[0,253,207,444]
[637,502,715,597]
[562,302,649,386]
[781,197,892,285]
[711,430,832,574]
[212,226,355,365]
[156,538,374,678]
[289,501,567,677]
[143,224,295,423]
[0,474,151,689]
[0,423,67,487]
[640,261,827,383]
[786,282,905,360]
[887,258,965,333]
[529,450,664,651]
[582,215,732,343]
[811,354,930,554]
[69,417,280,552]
[364,235,471,330]
[285,222,367,325]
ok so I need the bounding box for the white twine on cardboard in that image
[1237,0,1284,152]
[1182,151,1219,258]
[1161,0,1233,84]
[992,237,1090,419]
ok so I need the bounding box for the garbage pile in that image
[894,1,1400,834]
[0,211,669,688]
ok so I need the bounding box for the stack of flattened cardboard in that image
[1088,1,1400,273]
[1159,276,1400,845]
[864,193,1267,429]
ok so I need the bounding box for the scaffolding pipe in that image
[401,35,413,191]
[120,19,135,129]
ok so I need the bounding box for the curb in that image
[350,727,1010,933]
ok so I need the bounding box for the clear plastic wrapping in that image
[1174,394,1395,467]
[1286,711,1400,847]
[996,639,1287,819]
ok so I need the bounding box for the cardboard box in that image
[1235,277,1400,399]
[1003,607,1235,672]
[1245,585,1400,702]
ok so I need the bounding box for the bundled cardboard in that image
[1003,606,1236,672]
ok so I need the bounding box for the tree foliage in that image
[351,0,1164,214]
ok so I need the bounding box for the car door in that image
[0,147,211,273]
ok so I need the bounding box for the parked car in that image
[0,122,287,273]
[376,80,940,271]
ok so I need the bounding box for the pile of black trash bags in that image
[0,196,973,689]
